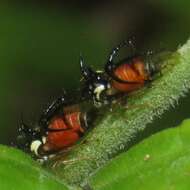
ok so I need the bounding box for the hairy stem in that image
[52,39,190,187]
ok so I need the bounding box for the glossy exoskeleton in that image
[17,93,90,161]
[80,39,158,106]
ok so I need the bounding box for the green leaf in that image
[0,145,70,190]
[87,119,190,190]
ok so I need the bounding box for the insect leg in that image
[105,39,140,84]
[39,93,68,127]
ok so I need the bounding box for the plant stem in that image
[52,39,190,186]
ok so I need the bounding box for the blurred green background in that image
[1,1,190,145]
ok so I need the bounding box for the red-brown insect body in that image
[42,112,85,153]
[111,57,149,92]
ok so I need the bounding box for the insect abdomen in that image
[112,57,149,92]
[41,112,86,153]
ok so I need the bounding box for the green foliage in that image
[0,145,69,190]
[1,2,190,190]
[88,119,190,190]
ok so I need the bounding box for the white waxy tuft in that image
[30,140,42,156]
[94,84,105,101]
[42,136,46,144]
